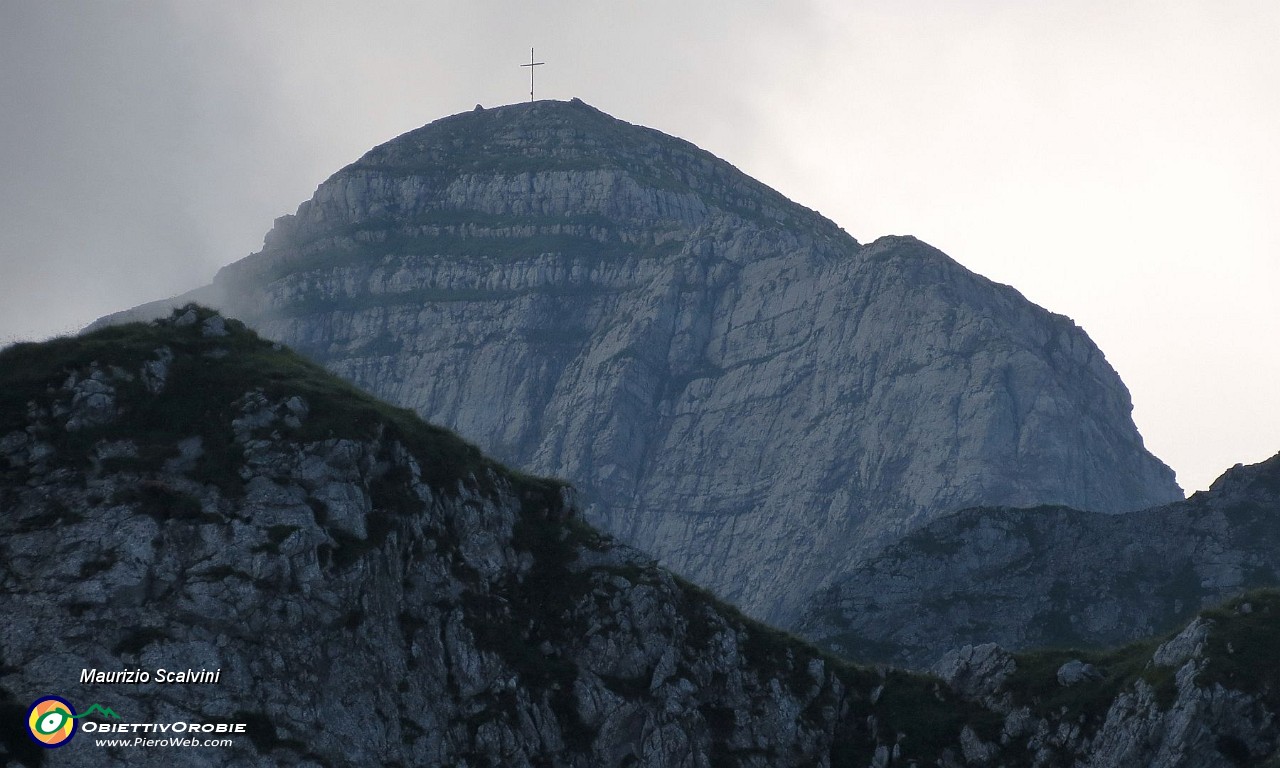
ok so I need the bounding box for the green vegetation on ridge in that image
[0,305,512,498]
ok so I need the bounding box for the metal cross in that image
[520,47,545,102]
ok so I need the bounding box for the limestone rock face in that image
[1,310,960,767]
[932,643,1017,702]
[91,99,1180,623]
[800,454,1280,668]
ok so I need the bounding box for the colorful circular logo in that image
[27,696,77,748]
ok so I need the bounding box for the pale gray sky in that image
[1,1,1276,495]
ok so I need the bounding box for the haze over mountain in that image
[95,99,1181,625]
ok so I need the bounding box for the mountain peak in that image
[349,97,718,176]
[95,104,1180,624]
[252,99,843,259]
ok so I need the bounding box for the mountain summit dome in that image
[94,99,1181,624]
[232,98,849,285]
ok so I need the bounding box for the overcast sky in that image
[1,1,1276,495]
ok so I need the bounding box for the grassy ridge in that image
[0,306,526,500]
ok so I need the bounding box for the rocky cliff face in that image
[799,454,1280,669]
[0,309,985,767]
[91,99,1181,624]
[4,310,1277,768]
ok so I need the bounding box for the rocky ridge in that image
[91,99,1181,625]
[0,308,988,767]
[798,454,1280,669]
[929,592,1280,768]
[2,308,1277,767]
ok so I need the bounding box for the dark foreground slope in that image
[800,454,1280,669]
[0,308,993,767]
[2,308,1278,767]
[91,99,1180,624]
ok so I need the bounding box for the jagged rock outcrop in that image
[0,309,990,767]
[90,99,1181,624]
[800,454,1280,668]
[930,595,1280,767]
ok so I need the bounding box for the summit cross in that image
[520,47,545,102]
